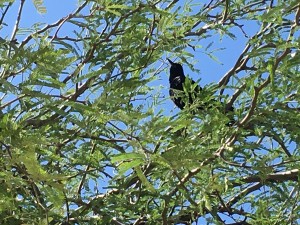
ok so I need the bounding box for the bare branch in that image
[10,0,25,43]
[0,1,12,26]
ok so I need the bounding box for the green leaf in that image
[21,88,52,99]
[267,61,275,88]
[117,159,144,175]
[134,166,156,193]
[204,195,212,211]
[111,152,145,163]
[107,4,131,10]
[106,8,121,16]
[32,0,47,14]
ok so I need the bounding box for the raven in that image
[167,58,234,116]
[167,58,204,110]
[167,58,202,110]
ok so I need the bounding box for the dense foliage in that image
[0,0,300,224]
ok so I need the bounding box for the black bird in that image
[167,58,202,110]
[167,58,234,117]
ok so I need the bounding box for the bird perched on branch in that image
[167,58,234,117]
[167,58,202,110]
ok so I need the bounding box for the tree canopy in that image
[0,0,300,224]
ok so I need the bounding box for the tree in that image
[0,0,299,224]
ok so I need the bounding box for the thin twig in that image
[0,1,12,26]
[10,0,25,42]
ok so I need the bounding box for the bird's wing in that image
[170,76,184,89]
[169,76,186,109]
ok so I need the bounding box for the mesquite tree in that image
[0,0,299,224]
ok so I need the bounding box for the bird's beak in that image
[167,58,174,65]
